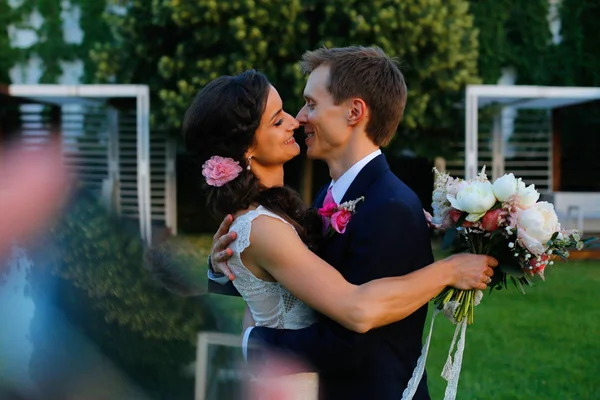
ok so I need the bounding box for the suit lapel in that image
[317,154,391,268]
[339,154,390,204]
[313,184,329,209]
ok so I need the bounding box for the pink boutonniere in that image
[318,196,365,235]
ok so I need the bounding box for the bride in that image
[155,69,496,398]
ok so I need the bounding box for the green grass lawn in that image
[184,235,600,399]
[425,259,600,400]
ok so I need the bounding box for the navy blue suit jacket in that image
[246,154,434,400]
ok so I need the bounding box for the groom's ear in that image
[347,98,368,127]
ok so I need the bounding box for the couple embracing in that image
[162,46,497,399]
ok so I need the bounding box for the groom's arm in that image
[205,214,242,297]
[247,200,430,371]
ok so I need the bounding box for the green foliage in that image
[24,0,73,82]
[554,0,600,86]
[92,0,306,130]
[49,190,222,343]
[1,0,110,83]
[307,0,481,156]
[26,190,245,397]
[92,0,480,156]
[74,0,113,82]
[469,0,552,85]
[50,276,197,397]
[0,0,26,83]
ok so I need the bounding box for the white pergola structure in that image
[465,84,600,179]
[2,84,175,245]
[464,85,600,232]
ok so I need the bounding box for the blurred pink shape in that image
[0,143,69,258]
[246,352,318,400]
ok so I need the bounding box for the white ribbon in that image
[441,318,468,400]
[401,290,483,400]
[401,309,440,400]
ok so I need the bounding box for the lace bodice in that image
[228,206,316,329]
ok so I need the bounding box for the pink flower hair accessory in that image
[202,156,243,187]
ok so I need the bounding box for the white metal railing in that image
[195,332,245,400]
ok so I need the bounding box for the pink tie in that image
[323,186,335,207]
[321,187,336,234]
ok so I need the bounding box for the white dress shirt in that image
[328,149,382,204]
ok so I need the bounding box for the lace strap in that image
[253,206,295,228]
[231,206,295,254]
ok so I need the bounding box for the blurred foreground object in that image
[0,144,69,259]
[194,332,317,400]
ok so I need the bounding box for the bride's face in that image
[246,85,300,167]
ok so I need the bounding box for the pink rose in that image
[318,203,337,218]
[330,209,352,234]
[481,208,503,231]
[450,209,473,227]
[202,156,243,187]
[528,254,549,274]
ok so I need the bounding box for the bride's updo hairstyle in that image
[183,70,320,246]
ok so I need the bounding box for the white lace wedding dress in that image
[228,206,318,399]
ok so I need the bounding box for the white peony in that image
[492,173,518,202]
[516,179,540,209]
[447,180,497,222]
[516,201,560,255]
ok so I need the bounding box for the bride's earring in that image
[246,156,252,171]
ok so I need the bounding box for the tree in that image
[0,0,111,84]
[92,0,480,158]
[48,189,235,343]
[555,0,600,87]
[0,0,25,83]
[92,0,306,131]
[306,0,480,156]
[35,188,245,396]
[469,0,552,85]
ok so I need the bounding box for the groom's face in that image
[296,65,350,161]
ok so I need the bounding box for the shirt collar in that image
[329,149,382,203]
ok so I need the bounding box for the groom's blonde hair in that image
[300,46,407,147]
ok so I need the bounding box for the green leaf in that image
[510,276,527,295]
[457,212,468,227]
[553,251,570,261]
[490,202,503,211]
[499,263,526,278]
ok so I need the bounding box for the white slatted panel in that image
[447,115,493,179]
[61,104,110,196]
[150,130,168,222]
[447,109,552,192]
[118,111,140,219]
[503,110,552,192]
[7,99,173,237]
[118,111,169,226]
[17,104,54,149]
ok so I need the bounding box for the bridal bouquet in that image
[431,167,594,325]
[402,167,597,400]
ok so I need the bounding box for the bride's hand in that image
[445,253,498,291]
[210,214,237,280]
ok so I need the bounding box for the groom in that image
[209,46,477,399]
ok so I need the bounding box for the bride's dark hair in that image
[183,69,320,246]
